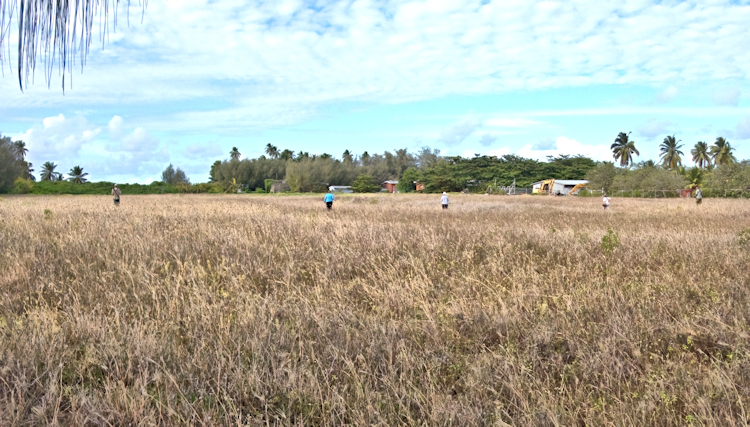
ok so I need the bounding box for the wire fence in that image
[582,189,750,199]
[499,188,750,198]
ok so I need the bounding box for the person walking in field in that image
[441,192,449,209]
[324,190,335,210]
[111,184,122,206]
[602,193,610,210]
[695,186,703,206]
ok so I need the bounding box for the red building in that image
[381,180,398,193]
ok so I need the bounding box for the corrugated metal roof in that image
[382,180,399,184]
[555,180,588,185]
[531,180,588,186]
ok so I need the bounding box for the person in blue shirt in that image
[324,190,335,210]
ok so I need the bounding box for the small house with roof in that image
[381,180,398,193]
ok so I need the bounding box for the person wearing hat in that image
[111,184,122,206]
[602,193,611,210]
[441,192,449,209]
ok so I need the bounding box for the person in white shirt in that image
[441,192,449,209]
[602,194,611,210]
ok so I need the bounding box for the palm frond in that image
[1,0,146,91]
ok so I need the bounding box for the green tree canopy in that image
[351,174,380,193]
[0,135,26,192]
[161,164,190,185]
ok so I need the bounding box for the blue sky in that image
[1,0,749,183]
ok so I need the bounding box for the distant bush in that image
[25,180,179,195]
[12,178,32,194]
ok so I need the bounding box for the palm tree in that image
[265,144,279,159]
[13,141,28,160]
[24,162,35,180]
[68,166,89,184]
[342,150,353,163]
[710,137,737,165]
[684,167,705,190]
[691,141,711,168]
[611,132,640,167]
[659,135,684,170]
[40,162,59,181]
[279,149,294,161]
[229,147,241,161]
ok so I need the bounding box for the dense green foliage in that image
[421,154,596,192]
[350,174,380,193]
[161,164,190,185]
[12,180,181,195]
[585,160,750,196]
[0,136,25,193]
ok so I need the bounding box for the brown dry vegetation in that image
[1,193,749,426]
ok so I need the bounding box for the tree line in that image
[588,133,748,195]
[208,144,596,193]
[2,132,747,195]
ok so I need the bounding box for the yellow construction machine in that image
[533,179,555,195]
[567,182,587,196]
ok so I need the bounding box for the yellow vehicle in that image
[533,179,588,196]
[533,179,555,195]
[567,182,587,196]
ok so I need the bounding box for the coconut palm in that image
[24,162,35,180]
[684,167,705,190]
[229,147,241,161]
[659,135,684,170]
[68,166,89,184]
[342,150,353,163]
[691,141,711,168]
[710,137,737,165]
[265,144,279,159]
[279,149,294,161]
[40,161,60,181]
[13,141,28,160]
[611,132,640,167]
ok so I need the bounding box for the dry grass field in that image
[1,193,749,426]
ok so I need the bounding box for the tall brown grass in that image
[1,193,749,426]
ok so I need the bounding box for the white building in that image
[531,179,588,196]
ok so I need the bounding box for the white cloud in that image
[485,118,543,128]
[439,114,482,146]
[713,88,741,107]
[13,114,175,182]
[736,116,750,139]
[3,0,750,131]
[656,86,679,104]
[16,114,101,165]
[478,133,498,147]
[637,118,673,138]
[532,138,557,151]
[517,136,611,162]
[183,142,224,160]
[108,116,125,140]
